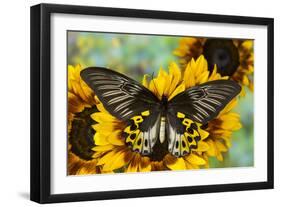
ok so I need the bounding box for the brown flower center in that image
[203,39,240,77]
[149,137,169,161]
[69,106,98,160]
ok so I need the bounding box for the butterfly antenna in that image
[151,72,161,98]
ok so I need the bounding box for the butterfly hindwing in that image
[81,67,160,121]
[167,112,202,157]
[124,110,161,155]
[168,80,241,124]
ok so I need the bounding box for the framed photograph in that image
[30,3,274,203]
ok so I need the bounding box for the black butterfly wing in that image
[123,111,161,155]
[166,112,203,157]
[81,67,161,155]
[80,67,160,121]
[168,80,241,125]
[166,80,241,157]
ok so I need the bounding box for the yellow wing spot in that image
[193,130,200,137]
[125,129,140,145]
[182,118,191,127]
[180,135,190,155]
[124,125,137,134]
[177,112,185,118]
[187,136,197,146]
[133,132,143,152]
[141,110,150,116]
[131,115,143,124]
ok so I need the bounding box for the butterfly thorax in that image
[160,95,169,115]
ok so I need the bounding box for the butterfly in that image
[81,67,241,158]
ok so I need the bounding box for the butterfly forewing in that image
[80,67,160,121]
[168,80,241,125]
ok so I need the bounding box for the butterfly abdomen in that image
[159,117,166,143]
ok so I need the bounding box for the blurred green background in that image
[67,31,254,168]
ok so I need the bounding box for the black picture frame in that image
[30,3,274,204]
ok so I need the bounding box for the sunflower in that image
[203,99,241,164]
[173,37,254,94]
[67,64,100,175]
[91,55,242,173]
[181,56,242,163]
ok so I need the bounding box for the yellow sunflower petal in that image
[205,140,216,156]
[91,151,104,159]
[68,92,87,113]
[106,130,125,146]
[202,153,210,168]
[142,74,150,88]
[220,99,238,114]
[183,60,196,88]
[126,154,141,172]
[164,154,186,170]
[139,157,152,172]
[103,150,130,171]
[92,145,115,152]
[168,83,185,100]
[242,75,250,86]
[154,68,167,97]
[94,132,110,145]
[196,141,209,152]
[96,102,109,114]
[198,128,209,140]
[185,162,195,169]
[242,40,253,50]
[219,115,242,130]
[194,55,208,77]
[208,65,219,81]
[92,123,116,132]
[91,112,116,123]
[97,150,119,165]
[185,153,206,165]
[216,152,223,161]
[214,140,228,152]
[167,62,181,96]
[197,71,210,84]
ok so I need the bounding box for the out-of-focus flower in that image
[174,38,254,95]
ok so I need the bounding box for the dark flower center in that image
[69,106,98,160]
[203,39,240,77]
[149,137,169,161]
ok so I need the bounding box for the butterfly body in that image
[81,67,241,157]
[159,116,166,144]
